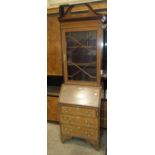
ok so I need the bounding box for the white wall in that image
[47,0,105,8]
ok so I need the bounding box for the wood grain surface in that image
[47,15,63,75]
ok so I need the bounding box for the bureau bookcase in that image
[58,4,106,149]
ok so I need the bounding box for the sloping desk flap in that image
[59,84,101,108]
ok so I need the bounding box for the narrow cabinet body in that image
[47,15,62,76]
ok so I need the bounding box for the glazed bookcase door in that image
[62,27,102,86]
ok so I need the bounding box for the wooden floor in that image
[47,122,107,155]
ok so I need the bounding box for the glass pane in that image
[66,30,97,82]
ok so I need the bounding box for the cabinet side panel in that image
[47,96,59,121]
[47,15,63,75]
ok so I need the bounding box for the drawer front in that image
[61,124,98,140]
[60,115,98,129]
[47,97,59,121]
[60,106,98,118]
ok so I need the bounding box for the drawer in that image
[61,124,98,140]
[60,106,98,118]
[47,96,59,121]
[60,114,98,129]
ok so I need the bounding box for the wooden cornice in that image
[59,4,104,22]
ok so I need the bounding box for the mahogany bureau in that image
[58,3,106,150]
[59,84,101,149]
